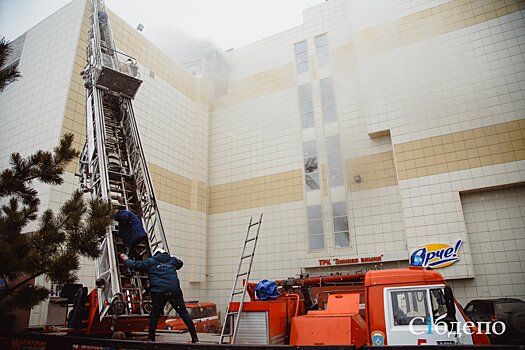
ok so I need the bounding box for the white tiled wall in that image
[361,10,525,143]
[347,0,453,32]
[0,0,86,326]
[349,186,407,255]
[132,70,209,182]
[0,0,85,165]
[210,88,302,185]
[450,185,525,306]
[206,201,307,315]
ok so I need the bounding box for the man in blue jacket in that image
[112,209,147,255]
[120,249,198,343]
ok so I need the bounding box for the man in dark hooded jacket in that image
[120,249,198,343]
[112,209,147,255]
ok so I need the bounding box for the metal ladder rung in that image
[245,237,256,243]
[241,254,252,260]
[150,240,162,247]
[237,272,247,277]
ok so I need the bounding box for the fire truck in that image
[63,0,170,334]
[222,265,491,346]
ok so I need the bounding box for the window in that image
[325,135,344,187]
[298,84,314,129]
[307,205,324,249]
[320,78,337,123]
[390,290,430,326]
[315,34,329,66]
[294,40,309,73]
[204,306,217,317]
[190,307,202,319]
[50,281,63,297]
[430,289,448,324]
[332,202,350,247]
[303,140,319,191]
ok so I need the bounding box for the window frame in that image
[307,204,324,250]
[294,40,309,73]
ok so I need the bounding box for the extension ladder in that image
[79,0,170,320]
[219,213,263,344]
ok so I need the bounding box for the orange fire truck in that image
[223,266,491,347]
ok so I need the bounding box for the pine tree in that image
[0,36,21,92]
[0,133,113,330]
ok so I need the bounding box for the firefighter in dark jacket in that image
[120,248,199,343]
[112,209,147,255]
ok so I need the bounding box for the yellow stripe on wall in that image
[354,0,525,57]
[149,163,207,213]
[395,119,525,180]
[345,151,398,192]
[208,170,304,214]
[63,0,90,174]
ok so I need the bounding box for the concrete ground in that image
[128,330,221,344]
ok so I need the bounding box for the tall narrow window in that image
[326,135,344,187]
[294,40,309,73]
[320,78,337,123]
[308,205,324,249]
[298,84,314,129]
[303,140,319,191]
[315,34,329,66]
[332,202,350,247]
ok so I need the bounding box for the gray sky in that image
[0,0,323,55]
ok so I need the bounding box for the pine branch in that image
[0,37,21,92]
[0,132,112,320]
[2,272,42,297]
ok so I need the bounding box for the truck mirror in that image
[444,286,457,332]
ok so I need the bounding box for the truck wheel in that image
[208,326,216,333]
[510,311,525,334]
[166,325,172,330]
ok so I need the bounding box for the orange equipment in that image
[289,293,366,347]
[226,266,490,347]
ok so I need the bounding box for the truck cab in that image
[365,267,489,346]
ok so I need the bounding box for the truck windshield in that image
[391,290,430,326]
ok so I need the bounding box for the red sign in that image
[319,255,382,266]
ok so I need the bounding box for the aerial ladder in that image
[72,0,170,333]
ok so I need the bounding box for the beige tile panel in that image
[108,11,210,105]
[63,0,90,174]
[354,0,525,56]
[212,63,296,110]
[345,151,398,192]
[148,163,208,213]
[331,42,357,72]
[395,119,525,180]
[208,169,304,214]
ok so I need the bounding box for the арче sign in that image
[410,240,462,269]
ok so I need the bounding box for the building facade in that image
[0,0,524,325]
